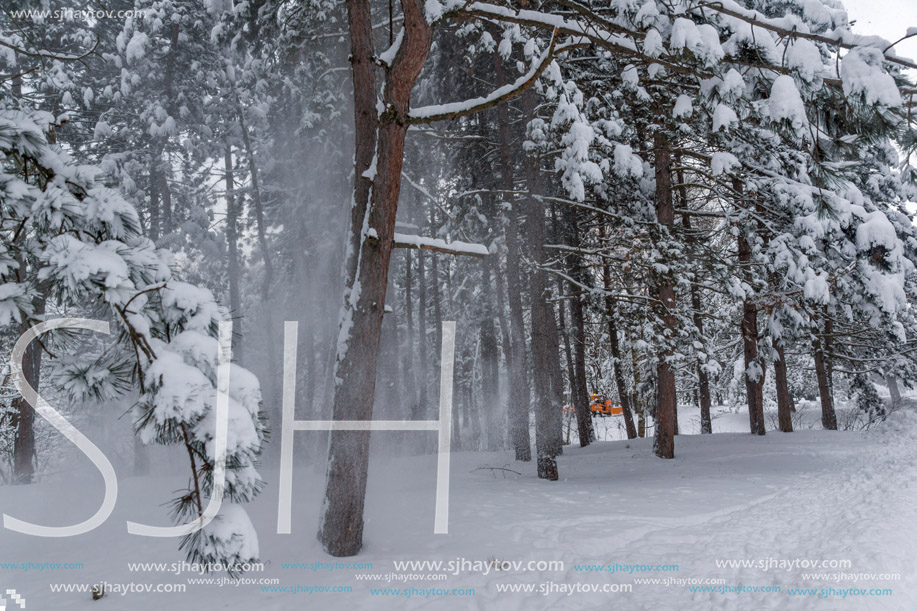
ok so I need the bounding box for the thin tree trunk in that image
[523,122,560,479]
[652,131,677,459]
[148,164,161,241]
[159,161,172,236]
[813,310,837,430]
[774,344,794,432]
[558,296,578,413]
[679,190,712,434]
[603,287,637,439]
[692,285,713,434]
[403,252,420,420]
[238,108,279,424]
[480,260,502,450]
[735,176,765,436]
[11,295,46,484]
[224,144,244,363]
[632,346,646,438]
[738,232,765,435]
[417,248,429,418]
[320,0,432,557]
[544,300,565,456]
[495,54,531,462]
[563,207,595,446]
[886,375,901,407]
[430,209,443,369]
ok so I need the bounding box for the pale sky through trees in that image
[843,0,917,61]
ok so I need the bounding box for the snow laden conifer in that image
[0,107,265,572]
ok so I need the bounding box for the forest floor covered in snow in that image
[1,404,915,610]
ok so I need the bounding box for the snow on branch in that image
[0,35,100,62]
[464,3,696,76]
[696,0,917,72]
[393,233,489,258]
[409,31,581,124]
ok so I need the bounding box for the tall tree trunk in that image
[735,176,765,436]
[544,300,565,456]
[691,284,713,434]
[148,164,161,241]
[523,124,560,479]
[813,309,837,430]
[430,212,443,368]
[480,259,502,450]
[238,108,279,428]
[320,0,432,557]
[417,248,429,418]
[652,132,677,459]
[159,159,172,236]
[148,22,179,243]
[569,293,593,446]
[559,296,577,412]
[774,344,794,432]
[495,54,531,462]
[679,198,712,434]
[602,283,637,439]
[224,145,244,363]
[632,346,646,437]
[563,207,595,447]
[403,252,420,420]
[738,232,765,435]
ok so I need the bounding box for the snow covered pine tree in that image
[0,108,265,572]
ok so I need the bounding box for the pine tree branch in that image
[408,31,580,124]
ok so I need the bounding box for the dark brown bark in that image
[320,0,433,557]
[774,344,794,432]
[652,131,677,459]
[735,176,765,436]
[813,311,837,430]
[523,123,560,479]
[738,232,765,435]
[691,284,713,434]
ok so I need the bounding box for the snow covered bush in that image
[850,373,886,421]
[0,108,265,571]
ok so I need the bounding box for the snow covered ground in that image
[1,405,915,610]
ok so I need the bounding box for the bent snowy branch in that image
[409,31,578,124]
[393,232,489,257]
